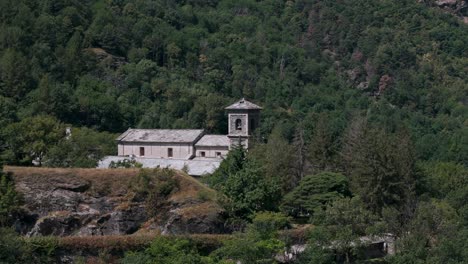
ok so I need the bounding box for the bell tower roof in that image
[225,98,262,110]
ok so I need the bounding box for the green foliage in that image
[0,228,58,264]
[387,200,464,264]
[2,115,64,165]
[206,145,282,227]
[46,127,117,168]
[24,236,58,264]
[309,196,382,263]
[250,127,298,194]
[122,236,213,264]
[0,228,26,263]
[419,162,468,209]
[281,172,350,217]
[0,0,466,261]
[0,168,22,227]
[204,144,246,189]
[250,211,291,240]
[341,119,416,214]
[211,212,288,263]
[220,158,281,225]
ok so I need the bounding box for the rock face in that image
[431,0,468,23]
[6,167,225,237]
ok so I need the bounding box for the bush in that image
[122,236,213,264]
[0,228,58,264]
[281,172,350,217]
[0,228,26,263]
[250,212,291,239]
[0,169,22,227]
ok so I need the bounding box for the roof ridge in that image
[225,98,262,110]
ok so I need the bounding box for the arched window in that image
[235,119,242,130]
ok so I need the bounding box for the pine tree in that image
[341,117,416,214]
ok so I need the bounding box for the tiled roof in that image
[116,129,205,143]
[195,135,230,147]
[225,98,262,110]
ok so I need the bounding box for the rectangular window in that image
[250,118,255,131]
[216,152,221,157]
[168,148,173,158]
[139,147,145,156]
[200,151,206,157]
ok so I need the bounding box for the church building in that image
[98,98,262,176]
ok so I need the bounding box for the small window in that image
[216,152,222,157]
[168,148,173,158]
[139,147,145,156]
[200,151,206,157]
[235,119,242,130]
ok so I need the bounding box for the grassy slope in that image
[5,165,216,199]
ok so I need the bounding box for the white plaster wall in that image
[118,143,193,159]
[195,146,229,158]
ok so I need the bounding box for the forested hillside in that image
[0,0,466,166]
[0,0,467,263]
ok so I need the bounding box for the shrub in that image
[250,212,291,239]
[0,169,22,227]
[122,236,213,264]
[281,172,350,217]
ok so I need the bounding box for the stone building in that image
[99,98,262,176]
[226,97,262,149]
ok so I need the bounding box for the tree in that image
[291,125,308,183]
[310,196,382,263]
[204,144,246,189]
[341,118,416,214]
[45,127,116,168]
[250,127,297,194]
[307,114,339,174]
[388,200,463,264]
[221,158,281,223]
[0,48,31,99]
[0,168,22,227]
[281,172,350,217]
[3,116,64,165]
[211,212,288,264]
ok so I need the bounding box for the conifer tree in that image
[0,167,21,227]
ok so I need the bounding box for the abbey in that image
[98,98,262,175]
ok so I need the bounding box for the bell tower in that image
[225,98,262,149]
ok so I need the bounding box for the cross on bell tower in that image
[225,98,262,149]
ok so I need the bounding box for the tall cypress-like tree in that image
[341,118,416,214]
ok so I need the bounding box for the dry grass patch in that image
[178,202,222,219]
[169,172,217,203]
[5,166,140,197]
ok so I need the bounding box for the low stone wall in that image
[98,156,221,176]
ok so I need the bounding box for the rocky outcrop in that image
[6,167,225,237]
[422,0,468,23]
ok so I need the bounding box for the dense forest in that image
[0,0,467,263]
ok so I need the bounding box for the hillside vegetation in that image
[0,0,467,263]
[0,0,466,166]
